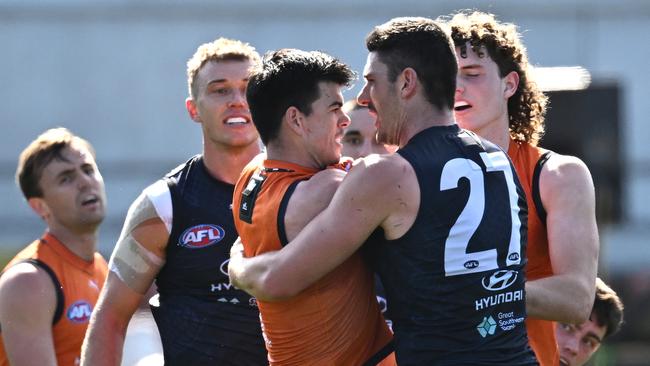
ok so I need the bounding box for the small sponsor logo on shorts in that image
[178,224,225,248]
[464,260,479,269]
[67,300,92,323]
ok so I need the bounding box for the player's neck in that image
[265,139,325,170]
[203,141,261,185]
[400,104,455,147]
[474,115,511,151]
[47,225,98,261]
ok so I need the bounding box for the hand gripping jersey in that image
[149,155,266,365]
[0,233,108,366]
[368,125,538,365]
[508,140,559,366]
[233,159,394,366]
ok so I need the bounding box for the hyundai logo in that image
[220,259,229,276]
[482,270,518,291]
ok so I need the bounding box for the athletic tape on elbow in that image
[108,194,165,294]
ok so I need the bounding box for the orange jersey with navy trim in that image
[509,140,559,366]
[0,233,108,366]
[233,159,394,366]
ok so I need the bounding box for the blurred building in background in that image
[1,1,648,364]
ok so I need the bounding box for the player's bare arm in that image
[230,154,417,298]
[81,190,168,366]
[0,263,58,366]
[526,154,599,323]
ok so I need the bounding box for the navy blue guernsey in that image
[369,125,537,365]
[151,155,267,366]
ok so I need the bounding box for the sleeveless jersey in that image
[369,125,537,365]
[149,155,266,365]
[233,159,394,366]
[0,233,108,366]
[508,140,559,366]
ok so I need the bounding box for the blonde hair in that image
[186,38,261,99]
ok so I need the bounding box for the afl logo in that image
[508,253,520,261]
[67,300,93,323]
[179,224,225,249]
[482,270,518,291]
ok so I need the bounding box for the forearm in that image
[81,273,144,366]
[229,245,293,301]
[81,309,130,366]
[526,273,594,323]
[3,333,57,366]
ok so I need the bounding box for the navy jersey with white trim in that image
[151,155,266,365]
[369,125,537,365]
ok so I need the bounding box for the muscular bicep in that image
[0,264,58,366]
[535,155,599,320]
[542,156,599,276]
[108,190,168,294]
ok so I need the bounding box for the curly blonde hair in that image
[446,11,547,145]
[186,38,261,99]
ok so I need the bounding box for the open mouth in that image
[81,195,100,206]
[559,357,570,366]
[454,101,472,112]
[225,116,249,125]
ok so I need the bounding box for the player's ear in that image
[28,197,50,221]
[399,67,418,99]
[284,106,304,136]
[503,71,520,99]
[186,98,201,123]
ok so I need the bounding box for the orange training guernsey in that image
[0,232,108,366]
[233,159,394,366]
[509,140,559,366]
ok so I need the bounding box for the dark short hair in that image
[592,277,624,338]
[365,17,457,111]
[16,128,96,199]
[246,48,354,145]
[446,11,547,145]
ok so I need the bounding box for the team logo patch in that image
[67,300,93,323]
[179,224,225,249]
[482,270,518,292]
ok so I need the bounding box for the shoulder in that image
[542,153,593,187]
[339,153,416,203]
[126,179,172,234]
[540,153,594,201]
[291,168,345,205]
[0,262,57,313]
[305,167,346,190]
[351,153,413,184]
